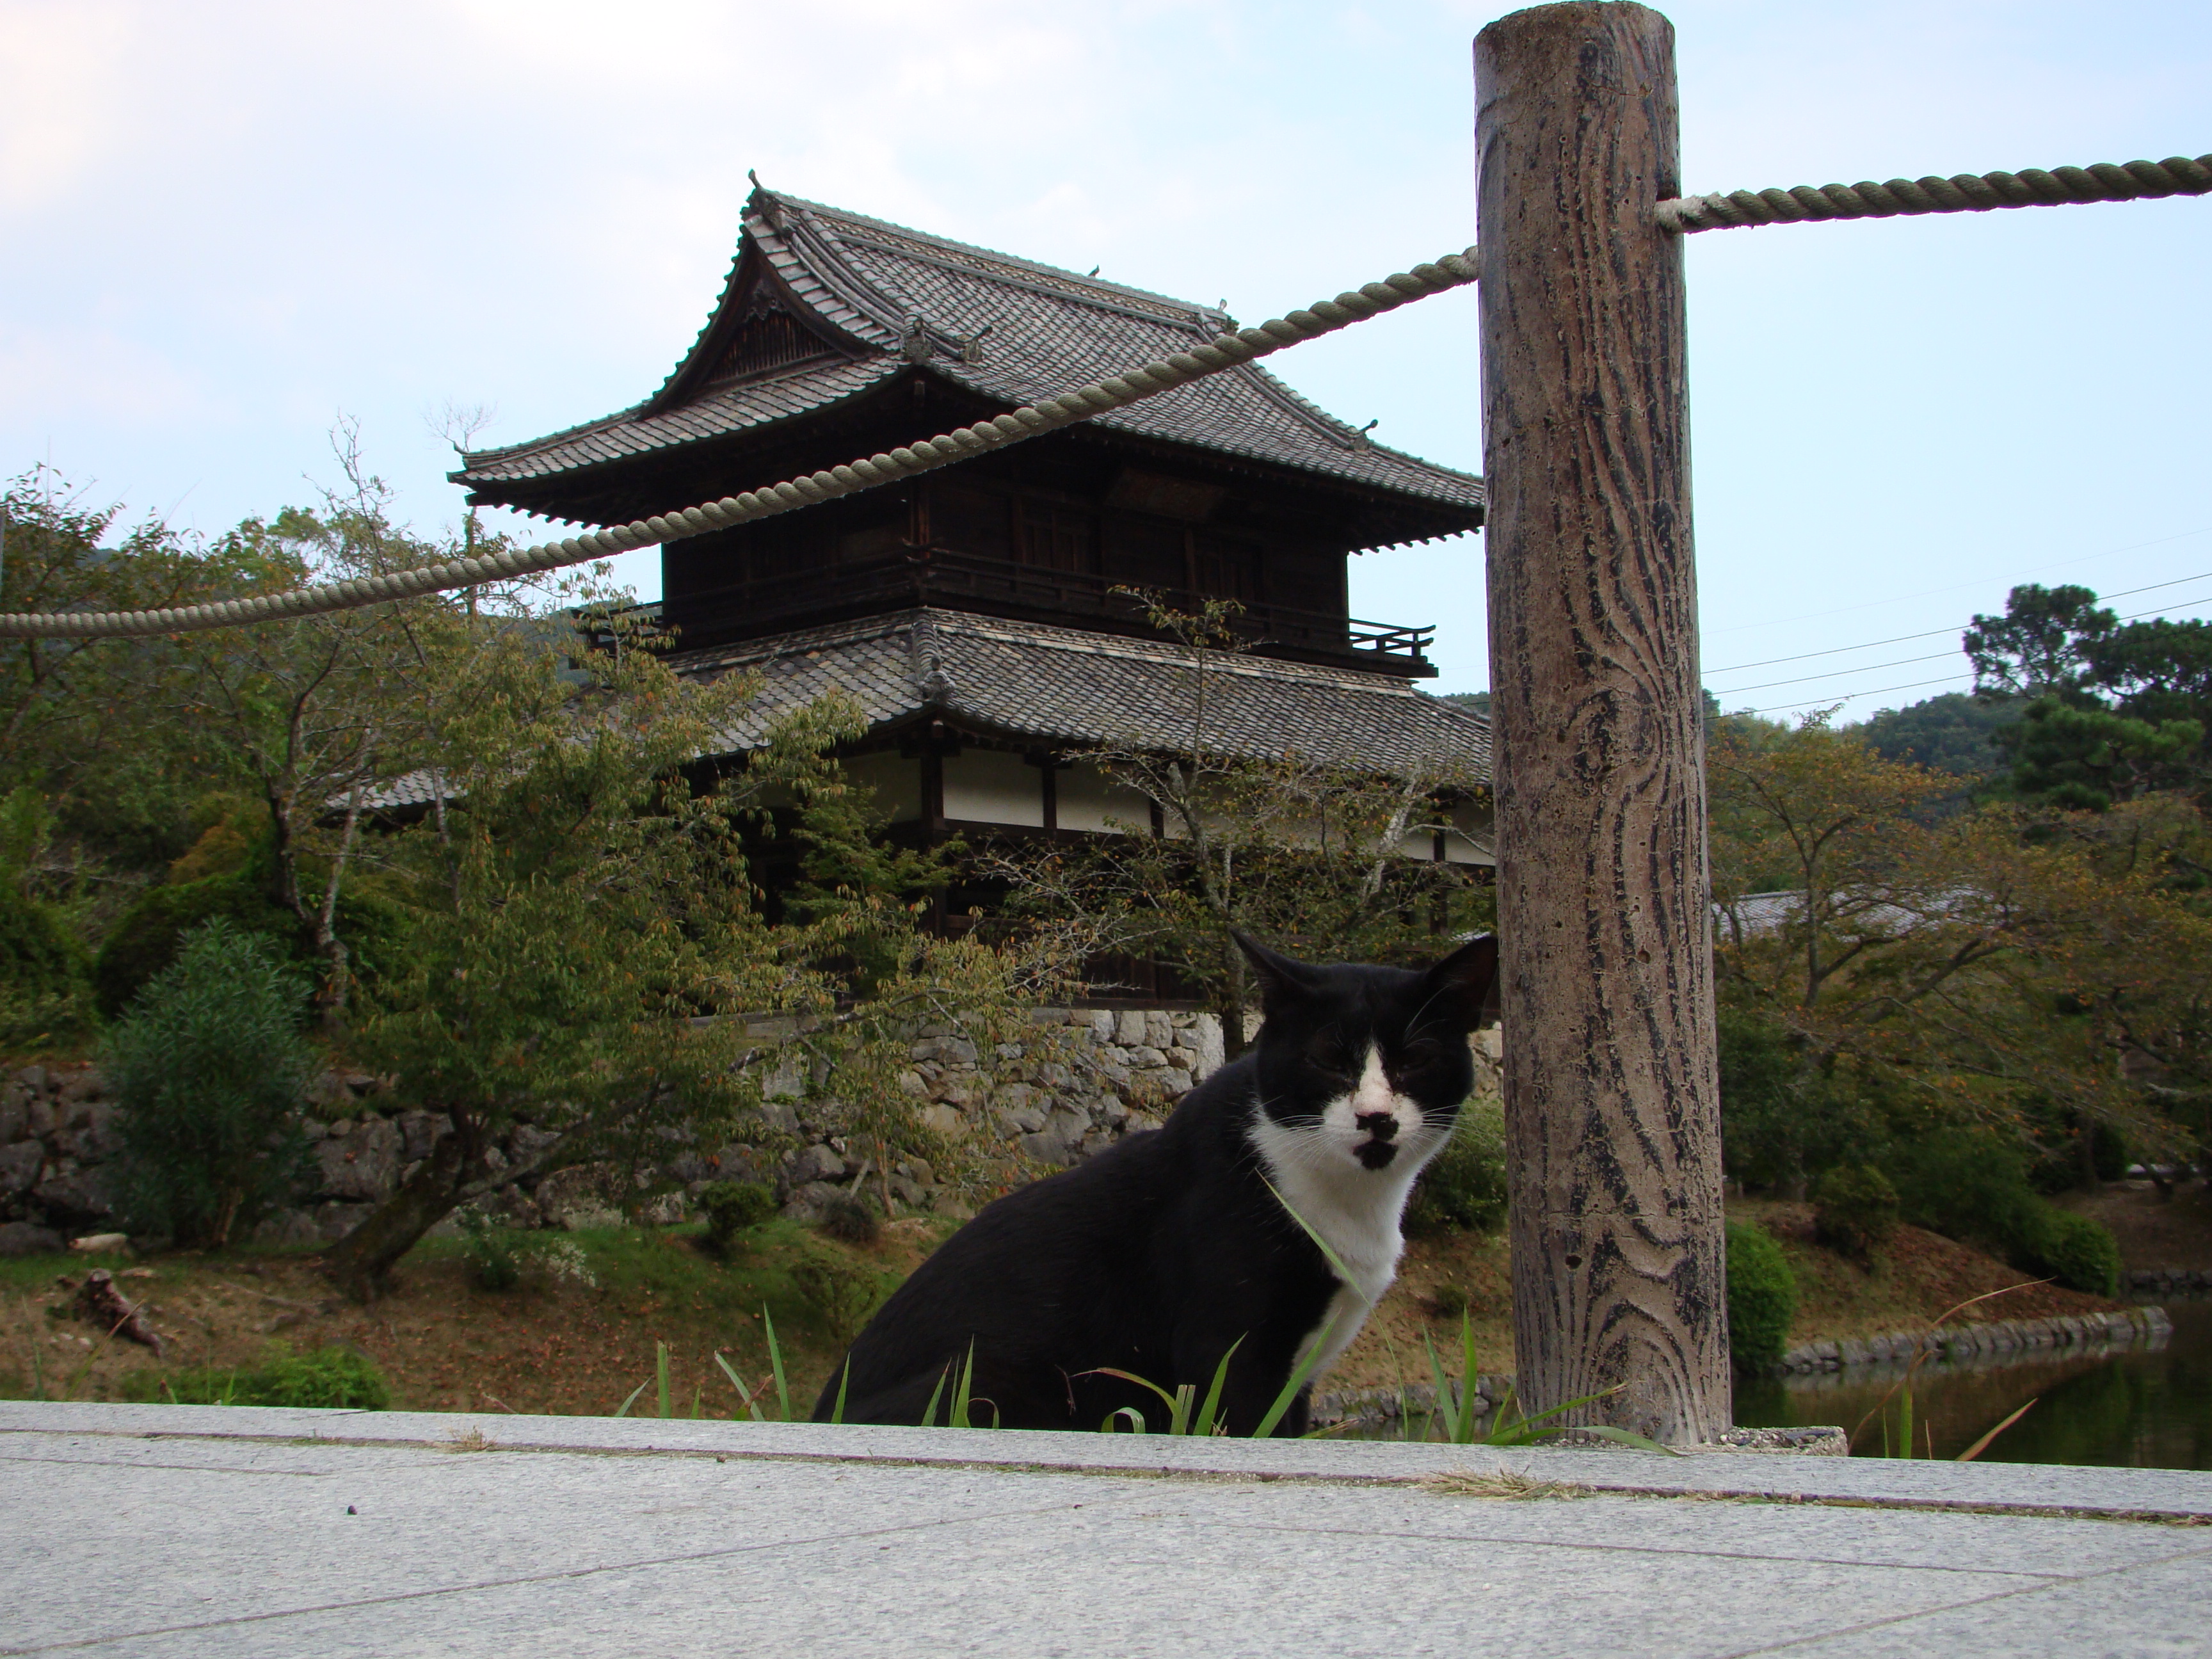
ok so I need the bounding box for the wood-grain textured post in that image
[1475,1,1728,1445]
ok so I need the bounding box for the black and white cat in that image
[811,932,1500,1435]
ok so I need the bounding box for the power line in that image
[1704,566,2212,678]
[1713,648,1960,697]
[1726,593,2212,717]
[1703,525,2212,638]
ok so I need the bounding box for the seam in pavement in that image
[1714,1541,2212,1657]
[0,1491,1153,1658]
[13,1424,2211,1527]
[1206,1516,2082,1580]
[0,1452,327,1479]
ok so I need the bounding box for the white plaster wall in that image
[1055,760,1155,835]
[842,751,922,823]
[943,747,1044,828]
[1445,797,1495,866]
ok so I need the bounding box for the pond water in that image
[1733,1298,2212,1469]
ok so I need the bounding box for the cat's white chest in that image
[1246,1048,1445,1379]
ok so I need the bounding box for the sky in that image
[4,0,2208,714]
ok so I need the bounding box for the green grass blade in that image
[830,1358,853,1427]
[1252,1314,1340,1439]
[1898,1384,1914,1461]
[1564,1425,1684,1456]
[691,1385,701,1420]
[1460,1312,1482,1446]
[920,1364,948,1428]
[712,1349,767,1422]
[762,1307,790,1423]
[1192,1337,1246,1438]
[950,1341,977,1429]
[1103,1406,1147,1434]
[1259,1175,1353,1280]
[1169,1382,1196,1437]
[655,1342,671,1420]
[1422,1329,1459,1444]
[614,1379,650,1418]
[1083,1367,1184,1418]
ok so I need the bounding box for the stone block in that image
[395,1110,445,1164]
[252,1208,321,1248]
[11,1064,47,1096]
[56,1068,108,1105]
[1087,1010,1115,1043]
[0,1221,63,1257]
[315,1117,403,1202]
[33,1169,113,1225]
[1143,1011,1173,1050]
[779,1180,844,1222]
[313,1201,376,1241]
[917,1105,966,1140]
[1113,1010,1146,1046]
[26,1096,57,1141]
[0,1139,43,1195]
[0,1087,24,1145]
[1125,1046,1168,1068]
[789,1144,846,1185]
[508,1125,561,1169]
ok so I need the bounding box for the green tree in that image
[102,920,316,1246]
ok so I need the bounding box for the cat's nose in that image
[1355,1112,1399,1142]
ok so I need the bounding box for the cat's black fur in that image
[811,933,1500,1435]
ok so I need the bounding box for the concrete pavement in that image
[4,1401,2208,1656]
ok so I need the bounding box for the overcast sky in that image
[4,0,2208,710]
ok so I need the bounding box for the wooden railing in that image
[666,547,1436,671]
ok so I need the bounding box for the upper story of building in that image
[452,184,1485,678]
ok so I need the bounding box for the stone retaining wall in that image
[1770,1305,2172,1376]
[0,1006,1247,1250]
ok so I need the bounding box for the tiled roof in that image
[682,608,1492,776]
[370,610,1489,812]
[455,186,1484,527]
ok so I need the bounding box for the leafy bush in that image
[1406,1096,1508,1235]
[1715,1006,1876,1194]
[91,866,410,1018]
[1884,1126,2122,1295]
[0,869,92,1048]
[1725,1222,1798,1373]
[789,1247,882,1338]
[698,1180,776,1256]
[458,1210,522,1291]
[151,1343,390,1409]
[92,872,303,1018]
[820,1192,880,1246]
[2017,1206,2123,1297]
[102,920,315,1246]
[1812,1163,1900,1262]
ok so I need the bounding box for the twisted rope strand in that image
[1658,154,2212,233]
[0,250,1479,641]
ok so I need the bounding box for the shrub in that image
[698,1180,777,1256]
[92,872,303,1018]
[789,1247,882,1338]
[152,1343,390,1409]
[1725,1222,1798,1373]
[2017,1206,2123,1297]
[1884,1126,2122,1295]
[102,919,315,1246]
[820,1192,880,1246]
[1811,1163,1900,1262]
[0,883,92,1048]
[1406,1096,1508,1235]
[458,1210,522,1291]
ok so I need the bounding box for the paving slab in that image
[4,1402,2208,1657]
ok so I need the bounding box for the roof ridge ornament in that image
[901,317,933,365]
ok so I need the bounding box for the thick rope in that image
[0,251,1479,640]
[1658,154,2211,234]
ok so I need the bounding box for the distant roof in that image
[369,609,1490,813]
[679,608,1493,778]
[454,185,1484,531]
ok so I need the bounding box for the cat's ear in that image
[1233,931,1317,1014]
[1418,934,1500,1031]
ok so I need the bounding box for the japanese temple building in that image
[452,184,1494,892]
